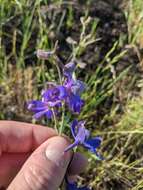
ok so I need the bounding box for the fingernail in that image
[45,144,70,168]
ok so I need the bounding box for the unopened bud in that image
[36,49,54,59]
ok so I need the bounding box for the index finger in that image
[0,121,56,154]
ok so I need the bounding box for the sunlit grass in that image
[1,0,143,189]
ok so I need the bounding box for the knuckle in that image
[24,163,56,190]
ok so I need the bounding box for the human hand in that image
[0,121,87,190]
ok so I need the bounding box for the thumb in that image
[7,136,72,190]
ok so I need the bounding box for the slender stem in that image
[52,55,66,135]
[55,62,62,84]
[52,108,58,133]
[59,102,65,135]
[53,55,63,85]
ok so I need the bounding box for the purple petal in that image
[47,100,62,107]
[65,177,90,190]
[83,137,103,159]
[71,80,86,96]
[42,89,54,102]
[64,140,79,152]
[33,109,50,119]
[57,85,67,99]
[74,121,90,143]
[70,120,78,139]
[75,127,87,144]
[64,62,75,72]
[42,85,67,102]
[45,110,53,119]
[63,61,76,78]
[84,137,102,150]
[27,100,47,111]
[67,94,84,113]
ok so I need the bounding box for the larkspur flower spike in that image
[28,61,85,119]
[28,52,103,190]
[64,120,103,160]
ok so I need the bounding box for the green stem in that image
[59,102,65,135]
[52,108,58,133]
[55,62,62,84]
[53,55,63,85]
[52,55,65,135]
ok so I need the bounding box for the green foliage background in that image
[1,0,143,189]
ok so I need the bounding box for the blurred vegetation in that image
[1,0,143,189]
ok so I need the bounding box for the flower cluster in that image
[27,51,102,190]
[28,62,85,119]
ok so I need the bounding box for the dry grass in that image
[1,0,143,189]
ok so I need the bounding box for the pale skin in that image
[0,121,88,190]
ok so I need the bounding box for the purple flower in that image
[66,94,84,113]
[42,85,67,102]
[27,100,54,119]
[64,120,102,159]
[63,62,85,96]
[63,61,76,79]
[42,83,84,113]
[27,84,67,120]
[63,63,85,113]
[28,61,86,117]
[65,177,90,190]
[64,78,85,113]
[66,80,85,113]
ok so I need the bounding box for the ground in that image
[1,0,143,189]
